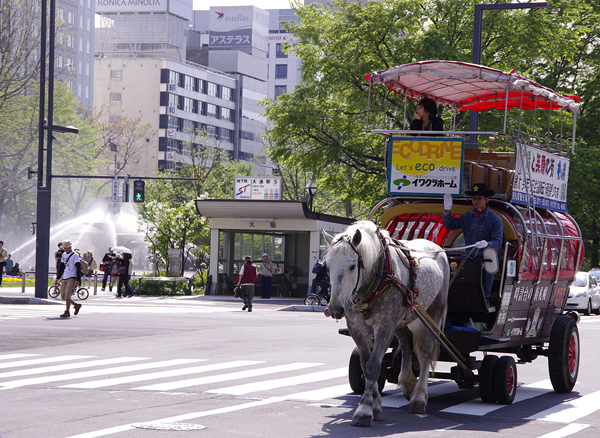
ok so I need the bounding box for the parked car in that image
[589,268,600,285]
[566,271,600,315]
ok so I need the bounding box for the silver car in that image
[566,271,600,315]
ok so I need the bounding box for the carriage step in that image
[479,334,510,344]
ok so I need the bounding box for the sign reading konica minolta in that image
[96,0,193,21]
[209,6,268,52]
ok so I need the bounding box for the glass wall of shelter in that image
[218,231,284,276]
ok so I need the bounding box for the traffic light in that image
[133,180,145,202]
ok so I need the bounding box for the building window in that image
[275,64,288,79]
[111,70,122,79]
[167,116,178,130]
[109,115,121,122]
[168,93,178,108]
[184,75,195,91]
[67,35,75,48]
[222,86,232,101]
[177,95,184,110]
[86,17,91,31]
[79,15,83,29]
[182,119,195,132]
[110,93,122,102]
[169,70,179,84]
[85,63,89,77]
[86,39,90,53]
[184,97,194,112]
[221,107,232,121]
[220,129,232,142]
[275,43,287,58]
[206,103,218,118]
[274,85,287,98]
[207,82,218,97]
[205,125,217,138]
[167,138,180,152]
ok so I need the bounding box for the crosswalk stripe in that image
[0,357,150,389]
[0,355,94,370]
[537,423,590,438]
[381,380,459,408]
[285,383,351,401]
[0,354,40,361]
[441,379,554,415]
[526,389,600,423]
[133,362,323,392]
[60,360,264,389]
[207,367,348,395]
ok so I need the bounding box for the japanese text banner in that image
[387,137,464,196]
[511,142,569,212]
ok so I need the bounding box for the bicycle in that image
[48,281,89,300]
[304,293,328,306]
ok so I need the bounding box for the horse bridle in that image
[342,235,365,297]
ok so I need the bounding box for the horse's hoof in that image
[351,416,372,427]
[373,409,382,421]
[408,401,426,415]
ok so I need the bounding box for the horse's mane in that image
[324,220,383,275]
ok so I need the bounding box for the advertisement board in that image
[234,176,281,200]
[511,142,569,212]
[209,6,268,51]
[96,0,193,21]
[387,137,464,196]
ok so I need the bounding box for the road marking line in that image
[61,360,263,389]
[0,354,40,361]
[382,381,458,408]
[536,423,590,438]
[0,357,150,389]
[66,397,287,438]
[207,367,347,395]
[526,389,600,423]
[285,384,351,401]
[441,379,554,415]
[133,362,323,391]
[0,355,94,370]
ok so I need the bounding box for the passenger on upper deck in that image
[410,98,444,132]
[442,183,503,298]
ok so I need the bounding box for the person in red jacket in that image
[237,255,257,312]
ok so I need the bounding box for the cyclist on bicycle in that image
[54,240,83,318]
[311,260,331,300]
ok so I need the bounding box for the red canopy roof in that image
[366,60,580,113]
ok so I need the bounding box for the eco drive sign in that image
[234,176,281,200]
[387,137,464,197]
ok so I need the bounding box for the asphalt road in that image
[1,291,599,438]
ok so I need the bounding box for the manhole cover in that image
[132,422,206,431]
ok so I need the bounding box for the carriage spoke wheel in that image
[493,356,517,405]
[549,314,579,393]
[479,355,498,403]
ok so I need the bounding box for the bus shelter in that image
[195,199,355,297]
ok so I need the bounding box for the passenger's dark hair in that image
[418,98,438,118]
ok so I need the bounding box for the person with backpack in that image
[54,240,82,318]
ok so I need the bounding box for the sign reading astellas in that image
[209,6,268,51]
[96,0,192,21]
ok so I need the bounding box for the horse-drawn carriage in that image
[325,60,583,426]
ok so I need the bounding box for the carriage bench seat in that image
[447,256,495,314]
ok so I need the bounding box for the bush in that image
[136,278,192,296]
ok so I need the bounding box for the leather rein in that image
[344,229,419,319]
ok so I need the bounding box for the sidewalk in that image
[0,286,322,312]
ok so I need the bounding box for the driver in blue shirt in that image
[443,183,504,298]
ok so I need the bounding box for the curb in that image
[278,305,326,312]
[0,296,61,305]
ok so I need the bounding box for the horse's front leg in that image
[352,328,394,427]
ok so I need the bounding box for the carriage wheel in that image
[348,347,386,394]
[48,286,60,298]
[548,314,579,393]
[478,355,498,403]
[304,294,320,306]
[493,356,517,404]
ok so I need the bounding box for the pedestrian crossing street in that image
[1,352,599,428]
[0,303,236,320]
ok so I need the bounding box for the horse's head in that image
[322,221,381,320]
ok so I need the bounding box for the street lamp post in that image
[468,1,549,149]
[305,179,318,212]
[34,0,79,298]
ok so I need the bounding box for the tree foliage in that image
[263,0,600,262]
